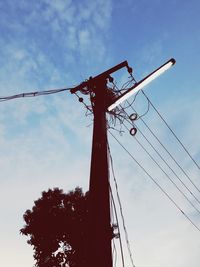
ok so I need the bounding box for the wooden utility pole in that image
[70,61,130,267]
[88,78,112,267]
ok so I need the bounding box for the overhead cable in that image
[108,145,136,267]
[110,186,125,267]
[142,90,200,170]
[0,87,72,102]
[112,239,117,267]
[121,107,200,205]
[122,122,200,214]
[129,104,200,194]
[109,131,200,233]
[110,198,118,267]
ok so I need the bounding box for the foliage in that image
[20,187,89,267]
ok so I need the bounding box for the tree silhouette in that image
[20,187,89,267]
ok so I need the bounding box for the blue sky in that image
[0,0,200,266]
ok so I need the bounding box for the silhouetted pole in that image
[88,78,112,267]
[70,61,129,267]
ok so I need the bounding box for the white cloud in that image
[79,29,90,47]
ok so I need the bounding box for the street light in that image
[108,58,176,111]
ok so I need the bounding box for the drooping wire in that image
[108,144,136,267]
[74,92,93,116]
[120,107,200,205]
[110,196,118,267]
[122,122,200,214]
[119,77,136,93]
[121,91,140,110]
[142,90,200,170]
[128,103,200,194]
[110,186,125,267]
[0,87,73,102]
[109,130,200,233]
[112,239,117,267]
[137,97,150,119]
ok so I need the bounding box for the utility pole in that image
[71,61,130,267]
[88,77,112,267]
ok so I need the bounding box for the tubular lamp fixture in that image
[108,58,176,111]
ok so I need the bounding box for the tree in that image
[20,187,89,267]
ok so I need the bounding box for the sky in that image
[0,0,200,266]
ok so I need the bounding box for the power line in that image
[121,108,200,205]
[129,104,200,194]
[108,144,136,267]
[112,239,117,267]
[109,130,200,233]
[142,90,200,170]
[110,186,125,267]
[0,87,72,102]
[122,122,200,214]
[110,198,118,267]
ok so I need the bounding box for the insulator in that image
[130,127,137,136]
[112,223,118,230]
[79,97,83,102]
[113,233,120,239]
[108,75,114,83]
[129,113,138,121]
[127,66,133,74]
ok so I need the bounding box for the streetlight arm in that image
[107,58,176,111]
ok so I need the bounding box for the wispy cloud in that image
[1,1,200,267]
